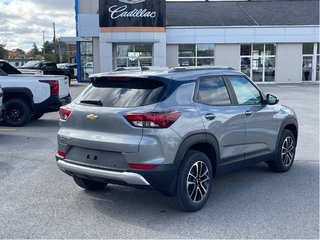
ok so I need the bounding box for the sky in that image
[0,0,244,51]
[0,0,76,51]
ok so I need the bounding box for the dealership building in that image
[75,0,320,83]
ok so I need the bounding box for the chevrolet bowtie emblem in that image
[87,114,98,121]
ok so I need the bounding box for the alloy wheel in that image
[186,161,210,203]
[281,136,295,167]
[7,105,24,122]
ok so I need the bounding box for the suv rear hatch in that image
[60,76,168,154]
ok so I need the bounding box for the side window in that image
[228,76,262,105]
[197,77,231,105]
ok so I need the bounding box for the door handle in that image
[205,113,216,120]
[245,111,253,116]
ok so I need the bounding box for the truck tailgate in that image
[58,76,70,98]
[42,75,69,98]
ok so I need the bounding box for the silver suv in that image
[56,67,298,212]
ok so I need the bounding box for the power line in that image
[0,17,54,36]
[0,17,35,32]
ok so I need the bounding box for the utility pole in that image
[42,30,45,55]
[53,22,56,62]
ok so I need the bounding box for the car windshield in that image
[21,61,40,68]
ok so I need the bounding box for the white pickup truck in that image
[0,60,71,126]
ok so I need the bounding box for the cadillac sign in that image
[99,0,166,27]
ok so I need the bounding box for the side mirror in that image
[266,94,279,105]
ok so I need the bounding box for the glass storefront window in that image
[265,57,276,82]
[197,58,214,66]
[303,56,313,81]
[140,58,152,66]
[253,44,264,56]
[265,44,276,56]
[116,58,127,67]
[316,56,319,81]
[135,44,152,57]
[113,43,153,69]
[241,57,251,77]
[252,56,263,82]
[197,44,214,57]
[241,45,251,56]
[179,45,196,58]
[179,58,195,67]
[178,44,214,67]
[302,43,319,81]
[303,43,314,55]
[240,44,276,82]
[80,41,93,81]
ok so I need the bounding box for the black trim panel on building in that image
[99,0,166,27]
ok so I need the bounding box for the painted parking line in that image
[0,128,17,131]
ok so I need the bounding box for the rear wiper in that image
[80,99,103,106]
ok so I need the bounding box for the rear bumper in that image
[34,95,72,114]
[57,159,150,186]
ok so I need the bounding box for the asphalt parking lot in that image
[0,83,319,239]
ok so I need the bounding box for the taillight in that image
[128,163,157,170]
[40,80,59,96]
[59,106,72,121]
[56,151,66,158]
[124,111,181,128]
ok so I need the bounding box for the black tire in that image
[31,113,44,120]
[3,98,31,127]
[73,176,107,190]
[174,150,213,212]
[268,129,296,172]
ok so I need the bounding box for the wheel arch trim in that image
[275,117,299,156]
[2,87,35,112]
[173,133,220,176]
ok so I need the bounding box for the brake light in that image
[128,163,157,170]
[59,106,72,121]
[56,151,66,158]
[124,111,181,128]
[40,80,59,96]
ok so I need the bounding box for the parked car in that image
[18,69,44,75]
[58,63,78,80]
[0,60,71,126]
[20,61,74,85]
[83,62,93,79]
[56,66,298,212]
[0,86,3,121]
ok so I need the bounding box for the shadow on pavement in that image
[80,161,319,238]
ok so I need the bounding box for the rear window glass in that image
[0,62,21,74]
[79,77,166,108]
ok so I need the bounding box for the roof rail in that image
[114,66,172,72]
[169,66,235,73]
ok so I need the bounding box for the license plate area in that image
[66,147,128,171]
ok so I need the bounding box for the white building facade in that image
[75,0,320,83]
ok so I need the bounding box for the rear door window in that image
[79,77,167,108]
[196,77,231,105]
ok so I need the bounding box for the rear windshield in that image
[79,77,167,108]
[0,62,21,74]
